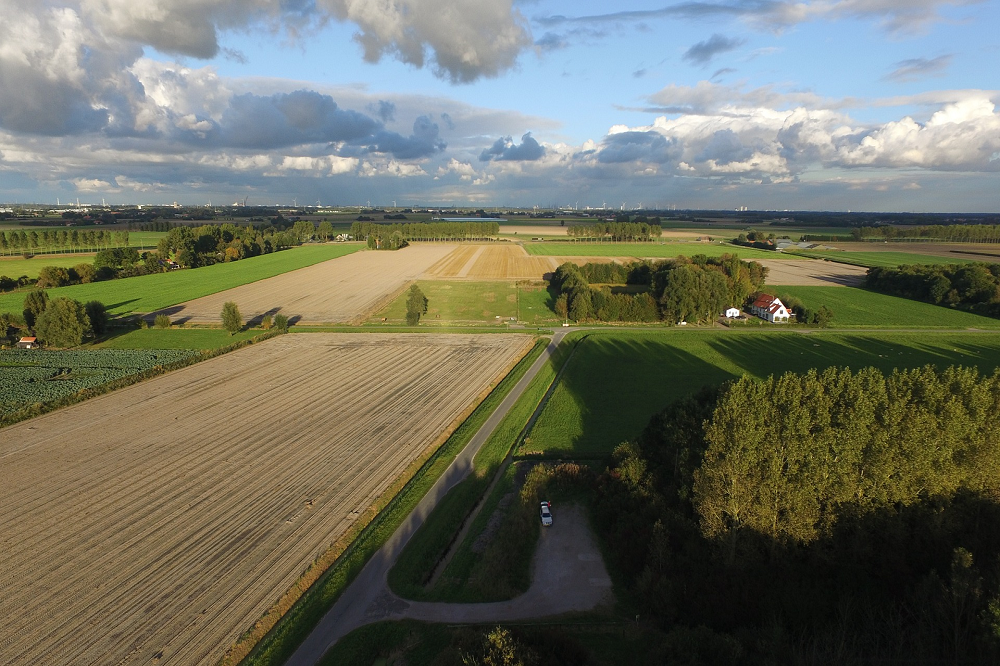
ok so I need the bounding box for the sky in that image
[0,0,998,211]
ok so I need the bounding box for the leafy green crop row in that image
[0,349,197,416]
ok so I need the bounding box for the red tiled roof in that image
[20,337,36,342]
[752,293,778,308]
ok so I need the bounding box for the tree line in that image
[155,222,304,268]
[565,221,663,242]
[550,254,767,323]
[866,262,1000,317]
[349,221,500,244]
[0,229,132,256]
[852,223,1000,243]
[594,364,1000,663]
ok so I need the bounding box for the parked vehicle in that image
[540,500,553,526]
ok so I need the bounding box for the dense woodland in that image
[866,263,1000,317]
[595,365,1000,664]
[550,254,767,323]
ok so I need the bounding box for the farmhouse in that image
[724,307,741,318]
[17,337,38,349]
[750,294,790,323]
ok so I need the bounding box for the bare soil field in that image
[155,244,456,324]
[424,244,559,280]
[0,333,532,666]
[832,242,1000,262]
[759,259,869,286]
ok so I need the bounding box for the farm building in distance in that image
[750,294,790,323]
[17,337,38,349]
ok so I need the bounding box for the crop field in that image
[423,244,559,280]
[371,280,558,326]
[0,243,362,316]
[0,332,533,665]
[523,242,786,261]
[163,243,455,324]
[773,286,1000,328]
[789,250,975,268]
[760,259,869,286]
[0,253,99,279]
[0,348,197,417]
[523,330,1000,458]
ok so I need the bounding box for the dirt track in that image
[156,244,456,324]
[0,333,532,665]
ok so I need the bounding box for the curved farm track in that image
[0,333,532,665]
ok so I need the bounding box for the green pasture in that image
[523,242,783,261]
[372,281,559,326]
[772,286,1000,329]
[0,243,363,316]
[0,253,98,279]
[788,250,973,268]
[523,329,1000,459]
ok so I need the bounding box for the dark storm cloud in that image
[365,115,446,159]
[884,55,952,83]
[682,34,745,65]
[597,131,681,164]
[479,132,544,161]
[206,90,380,149]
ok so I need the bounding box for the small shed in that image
[725,307,741,318]
[17,336,38,349]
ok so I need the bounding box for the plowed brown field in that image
[425,244,559,280]
[0,333,532,665]
[759,259,869,286]
[157,244,456,324]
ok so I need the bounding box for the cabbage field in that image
[0,349,197,417]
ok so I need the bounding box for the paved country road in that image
[284,329,610,665]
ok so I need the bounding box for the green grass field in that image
[771,286,1000,329]
[0,243,363,316]
[788,250,973,268]
[95,327,264,350]
[524,329,1000,458]
[0,253,98,279]
[371,281,559,326]
[523,242,784,261]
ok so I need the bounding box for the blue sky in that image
[0,0,997,211]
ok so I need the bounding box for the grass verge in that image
[387,336,580,602]
[785,250,973,268]
[233,338,549,666]
[371,280,559,327]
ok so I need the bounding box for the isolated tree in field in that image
[274,313,289,331]
[406,284,428,325]
[221,301,242,335]
[36,297,91,347]
[84,301,109,335]
[22,289,49,328]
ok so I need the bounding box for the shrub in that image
[35,297,91,347]
[154,314,171,329]
[273,313,289,332]
[261,314,273,330]
[84,301,109,336]
[73,263,97,283]
[221,301,242,335]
